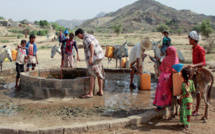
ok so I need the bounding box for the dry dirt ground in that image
[0,31,215,133]
[83,99,215,134]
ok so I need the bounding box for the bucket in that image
[105,46,114,58]
[11,49,18,61]
[140,73,151,90]
[121,58,127,68]
[173,72,183,96]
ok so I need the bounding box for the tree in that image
[200,19,213,38]
[0,16,4,20]
[37,30,46,36]
[37,30,49,36]
[23,28,30,38]
[155,24,169,32]
[30,30,37,35]
[176,29,182,36]
[52,23,59,29]
[39,20,49,27]
[192,25,201,33]
[34,21,39,25]
[113,24,122,36]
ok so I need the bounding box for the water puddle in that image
[1,72,158,117]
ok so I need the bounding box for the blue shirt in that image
[25,41,37,56]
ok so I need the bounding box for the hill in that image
[95,12,107,18]
[54,12,107,29]
[79,0,215,32]
[55,19,85,29]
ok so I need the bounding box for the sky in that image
[0,0,215,22]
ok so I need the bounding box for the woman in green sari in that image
[179,68,195,130]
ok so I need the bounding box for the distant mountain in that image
[55,19,85,28]
[94,12,107,18]
[79,0,215,32]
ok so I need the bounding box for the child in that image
[59,29,68,67]
[61,33,80,68]
[160,31,171,61]
[179,67,196,130]
[15,40,27,90]
[26,35,38,71]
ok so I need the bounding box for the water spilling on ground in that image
[0,71,158,128]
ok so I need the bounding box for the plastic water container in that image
[4,58,9,62]
[139,73,151,90]
[121,58,127,68]
[173,72,183,96]
[105,46,114,58]
[11,49,18,61]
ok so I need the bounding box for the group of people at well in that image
[14,28,206,130]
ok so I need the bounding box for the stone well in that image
[20,68,90,99]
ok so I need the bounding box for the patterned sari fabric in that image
[153,46,179,108]
[180,80,195,125]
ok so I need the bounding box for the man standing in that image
[75,28,105,98]
[187,31,206,116]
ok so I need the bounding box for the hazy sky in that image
[0,0,214,21]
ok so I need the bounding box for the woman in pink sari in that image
[153,46,179,111]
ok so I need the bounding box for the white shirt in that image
[16,48,26,64]
[129,43,143,64]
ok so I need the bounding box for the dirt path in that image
[83,99,215,134]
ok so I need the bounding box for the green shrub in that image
[17,35,24,39]
[40,46,46,49]
[37,30,49,36]
[8,29,22,34]
[7,35,16,37]
[0,40,10,43]
[200,19,213,37]
[192,25,201,33]
[113,25,122,36]
[156,24,169,32]
[30,30,37,35]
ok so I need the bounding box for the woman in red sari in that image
[153,46,179,111]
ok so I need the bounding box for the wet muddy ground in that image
[0,72,157,128]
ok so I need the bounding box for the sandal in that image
[192,111,200,116]
[80,94,93,99]
[96,92,103,96]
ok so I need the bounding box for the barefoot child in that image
[61,33,80,68]
[26,35,38,71]
[179,68,196,130]
[15,40,27,89]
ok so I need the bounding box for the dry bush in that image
[207,38,215,54]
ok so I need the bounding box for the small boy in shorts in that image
[61,33,80,68]
[26,35,38,71]
[15,40,27,89]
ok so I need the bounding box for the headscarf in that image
[159,46,179,73]
[189,31,201,42]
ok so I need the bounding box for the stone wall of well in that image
[20,68,89,99]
